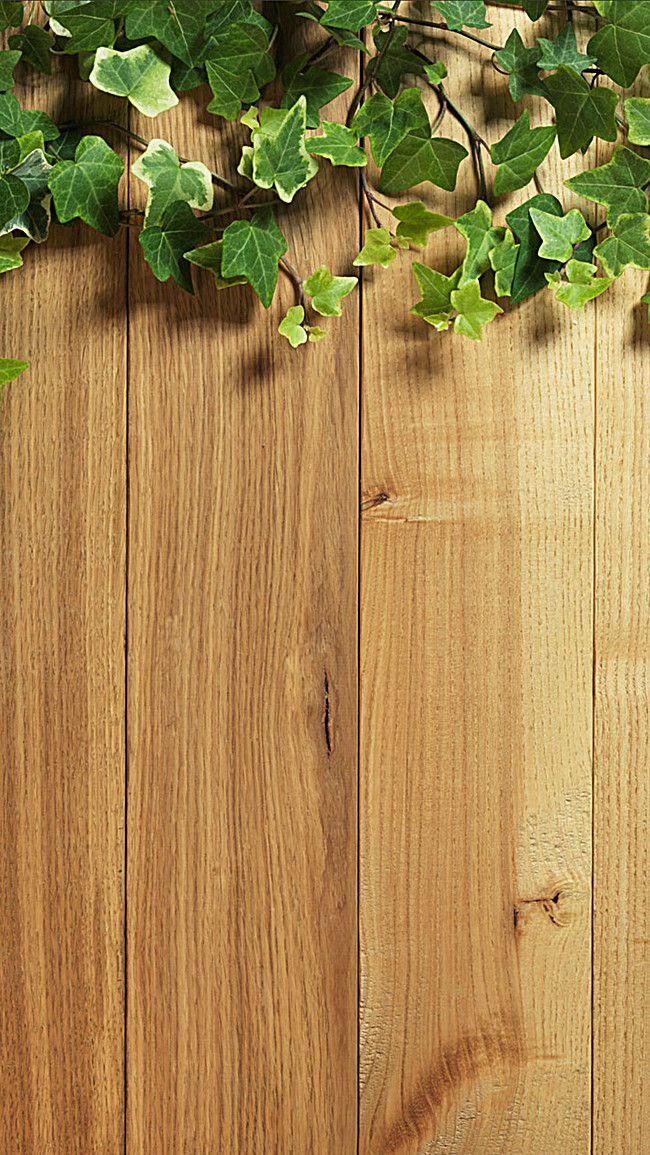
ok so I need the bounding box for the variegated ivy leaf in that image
[132,139,213,225]
[278,305,308,347]
[594,212,650,278]
[546,259,614,308]
[48,135,123,236]
[624,98,650,147]
[304,266,357,316]
[530,206,591,262]
[565,147,650,229]
[240,97,318,203]
[1,147,54,242]
[307,123,366,167]
[90,45,178,118]
[353,227,396,268]
[0,234,28,274]
[489,230,520,297]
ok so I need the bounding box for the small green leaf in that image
[625,98,650,146]
[90,45,178,118]
[206,58,260,121]
[379,132,467,194]
[320,1,379,30]
[536,24,597,73]
[423,61,447,86]
[307,122,366,166]
[530,206,591,261]
[0,172,30,230]
[490,111,556,197]
[430,1,490,30]
[543,65,618,159]
[367,27,424,99]
[594,212,650,277]
[494,29,544,102]
[221,208,288,307]
[489,230,519,297]
[279,304,309,347]
[353,227,396,268]
[48,135,123,236]
[0,49,21,92]
[0,2,22,31]
[140,200,209,292]
[451,278,502,340]
[565,146,650,229]
[0,234,28,274]
[184,239,248,289]
[352,88,430,168]
[410,262,461,329]
[8,24,53,73]
[132,138,213,225]
[281,57,353,129]
[548,259,613,308]
[587,0,650,88]
[393,201,453,246]
[0,357,28,402]
[455,200,505,284]
[245,97,318,203]
[304,265,357,315]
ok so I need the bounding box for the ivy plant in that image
[1,0,650,392]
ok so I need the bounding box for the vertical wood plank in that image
[126,66,359,1153]
[360,11,593,1152]
[593,275,649,1154]
[0,68,126,1153]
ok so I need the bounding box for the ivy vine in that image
[1,0,650,393]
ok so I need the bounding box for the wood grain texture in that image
[126,55,359,1155]
[593,272,650,1155]
[360,11,593,1152]
[0,64,126,1154]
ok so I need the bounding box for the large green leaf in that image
[506,192,563,303]
[494,29,544,102]
[48,134,123,235]
[204,18,274,120]
[7,26,54,73]
[625,98,650,146]
[0,49,21,91]
[242,97,318,203]
[587,1,650,88]
[307,122,366,166]
[529,206,591,261]
[352,88,429,168]
[536,24,597,73]
[565,146,650,228]
[140,199,209,292]
[132,138,213,224]
[367,27,424,99]
[490,110,556,196]
[320,1,379,30]
[379,132,467,194]
[0,2,23,31]
[90,45,178,118]
[543,66,618,158]
[455,200,505,284]
[221,208,287,307]
[281,56,353,129]
[124,0,213,67]
[430,1,490,30]
[594,212,650,277]
[0,93,59,141]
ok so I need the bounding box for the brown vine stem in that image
[377,9,502,52]
[279,257,305,310]
[58,119,241,192]
[413,46,490,204]
[360,170,388,227]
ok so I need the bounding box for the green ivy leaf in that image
[0,234,28,274]
[393,200,453,246]
[379,132,467,194]
[320,1,379,30]
[90,45,178,118]
[410,262,461,329]
[184,239,248,289]
[278,304,308,347]
[367,27,424,99]
[0,1,23,31]
[587,0,650,88]
[7,26,54,74]
[48,134,123,236]
[221,208,287,307]
[47,0,120,52]
[139,199,209,292]
[455,200,505,284]
[0,93,59,141]
[132,138,213,225]
[548,258,614,308]
[625,97,650,146]
[0,49,21,92]
[2,146,54,242]
[353,227,395,267]
[424,61,448,86]
[304,265,357,315]
[243,97,318,203]
[352,88,429,168]
[494,30,544,102]
[565,146,650,229]
[522,0,549,18]
[530,206,591,261]
[543,66,618,158]
[307,122,366,166]
[536,24,597,73]
[489,230,519,297]
[641,290,650,320]
[204,19,274,121]
[0,357,28,402]
[281,56,353,129]
[490,111,556,196]
[594,212,650,277]
[0,171,29,230]
[430,1,490,30]
[506,192,563,303]
[124,0,212,68]
[206,58,259,120]
[451,278,502,340]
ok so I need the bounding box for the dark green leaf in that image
[184,238,248,288]
[367,26,424,99]
[490,110,556,196]
[221,208,287,307]
[543,66,618,158]
[379,132,467,194]
[307,122,367,166]
[48,134,123,235]
[320,0,378,30]
[8,27,54,74]
[0,172,28,229]
[536,24,597,73]
[140,199,209,292]
[506,192,563,303]
[0,2,23,31]
[494,29,544,102]
[587,1,650,88]
[281,57,353,129]
[2,146,54,241]
[0,93,59,141]
[430,2,490,30]
[352,88,429,167]
[565,146,650,228]
[522,0,549,19]
[124,0,213,68]
[0,49,21,92]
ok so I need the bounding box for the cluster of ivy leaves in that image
[1,0,650,387]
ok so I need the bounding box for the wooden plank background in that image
[0,5,647,1153]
